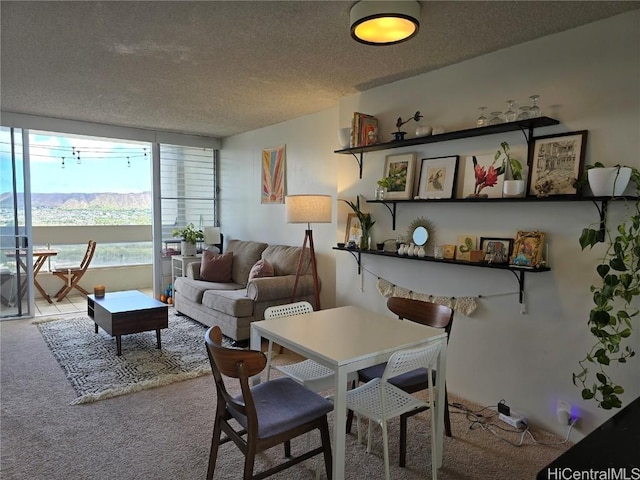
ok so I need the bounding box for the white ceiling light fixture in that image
[350,0,420,46]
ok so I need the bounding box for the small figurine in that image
[392,111,423,141]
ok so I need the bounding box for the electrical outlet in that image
[557,400,571,425]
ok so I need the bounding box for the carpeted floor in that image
[1,312,571,479]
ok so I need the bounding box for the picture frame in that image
[460,154,505,199]
[528,130,588,197]
[510,231,546,268]
[455,235,477,262]
[383,153,417,200]
[417,155,459,199]
[344,213,362,244]
[479,237,514,264]
[261,144,286,204]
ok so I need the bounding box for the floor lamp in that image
[285,194,332,310]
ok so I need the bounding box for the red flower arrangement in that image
[473,156,504,195]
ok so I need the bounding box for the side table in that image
[171,254,202,283]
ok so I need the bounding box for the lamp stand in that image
[291,228,321,310]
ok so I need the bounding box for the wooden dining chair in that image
[52,240,97,302]
[347,296,454,467]
[204,325,333,480]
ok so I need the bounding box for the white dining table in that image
[250,305,448,480]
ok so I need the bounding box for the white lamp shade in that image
[350,0,420,45]
[285,195,332,224]
[204,226,221,244]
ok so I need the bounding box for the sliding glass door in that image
[0,127,33,318]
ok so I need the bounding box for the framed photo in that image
[383,153,416,200]
[480,237,514,264]
[344,213,362,244]
[510,231,546,268]
[528,131,588,197]
[460,154,504,199]
[417,155,459,199]
[455,235,477,261]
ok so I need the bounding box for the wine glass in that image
[516,106,530,121]
[529,95,541,118]
[489,111,504,125]
[476,107,488,127]
[505,100,516,122]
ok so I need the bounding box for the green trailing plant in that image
[573,166,640,409]
[377,176,393,189]
[494,141,523,180]
[341,195,375,249]
[173,223,204,245]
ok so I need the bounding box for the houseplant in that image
[341,195,375,250]
[375,176,392,200]
[494,141,524,197]
[173,223,204,256]
[573,166,640,409]
[584,162,632,197]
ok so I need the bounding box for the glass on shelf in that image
[489,111,504,125]
[505,100,516,122]
[529,95,541,118]
[476,107,488,127]
[516,106,530,121]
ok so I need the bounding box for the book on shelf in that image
[351,112,378,147]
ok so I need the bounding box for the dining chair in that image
[204,325,333,480]
[347,296,454,467]
[346,339,443,480]
[52,240,97,302]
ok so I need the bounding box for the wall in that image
[220,11,639,439]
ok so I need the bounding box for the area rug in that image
[34,311,221,405]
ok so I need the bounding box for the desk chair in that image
[204,326,333,480]
[52,240,96,302]
[347,296,454,467]
[346,340,443,480]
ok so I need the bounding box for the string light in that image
[61,157,65,169]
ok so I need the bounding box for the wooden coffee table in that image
[87,290,168,356]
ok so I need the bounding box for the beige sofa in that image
[173,239,316,341]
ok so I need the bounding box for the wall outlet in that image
[557,400,572,425]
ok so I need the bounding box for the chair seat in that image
[231,377,333,439]
[359,363,436,391]
[346,378,428,424]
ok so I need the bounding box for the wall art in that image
[417,155,459,199]
[261,144,286,204]
[383,152,416,200]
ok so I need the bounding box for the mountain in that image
[0,192,152,209]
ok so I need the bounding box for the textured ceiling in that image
[1,1,639,139]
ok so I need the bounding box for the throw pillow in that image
[248,259,274,281]
[200,251,233,283]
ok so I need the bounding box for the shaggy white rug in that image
[34,312,218,405]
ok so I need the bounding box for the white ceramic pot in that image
[181,241,197,257]
[503,180,525,198]
[338,127,351,149]
[588,167,632,196]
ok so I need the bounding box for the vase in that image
[416,246,426,257]
[503,180,525,198]
[181,241,197,256]
[374,186,385,200]
[338,127,351,149]
[359,232,370,250]
[588,167,632,196]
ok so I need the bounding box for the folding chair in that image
[52,240,97,302]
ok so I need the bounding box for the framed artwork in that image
[383,153,417,200]
[528,131,588,197]
[460,154,504,199]
[455,235,477,261]
[261,144,286,204]
[344,213,362,244]
[480,237,514,264]
[510,231,546,268]
[417,155,459,199]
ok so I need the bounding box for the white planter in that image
[588,167,632,197]
[181,241,197,257]
[338,127,351,149]
[502,180,525,198]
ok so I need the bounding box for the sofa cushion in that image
[248,259,274,281]
[262,244,309,276]
[202,289,254,317]
[200,251,233,282]
[174,277,243,304]
[227,240,269,286]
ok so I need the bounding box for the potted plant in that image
[495,141,525,197]
[173,223,204,257]
[375,176,392,200]
[573,166,640,409]
[584,162,633,197]
[341,195,375,250]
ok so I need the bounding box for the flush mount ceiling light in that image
[350,0,420,46]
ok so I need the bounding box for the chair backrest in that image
[264,301,313,320]
[386,297,454,339]
[79,240,97,270]
[205,326,266,429]
[382,340,442,384]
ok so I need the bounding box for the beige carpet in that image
[1,313,571,479]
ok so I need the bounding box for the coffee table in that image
[87,290,168,356]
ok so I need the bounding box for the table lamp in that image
[285,194,332,309]
[204,227,222,252]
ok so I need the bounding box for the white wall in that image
[220,10,640,439]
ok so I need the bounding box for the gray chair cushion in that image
[230,377,333,439]
[358,363,434,389]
